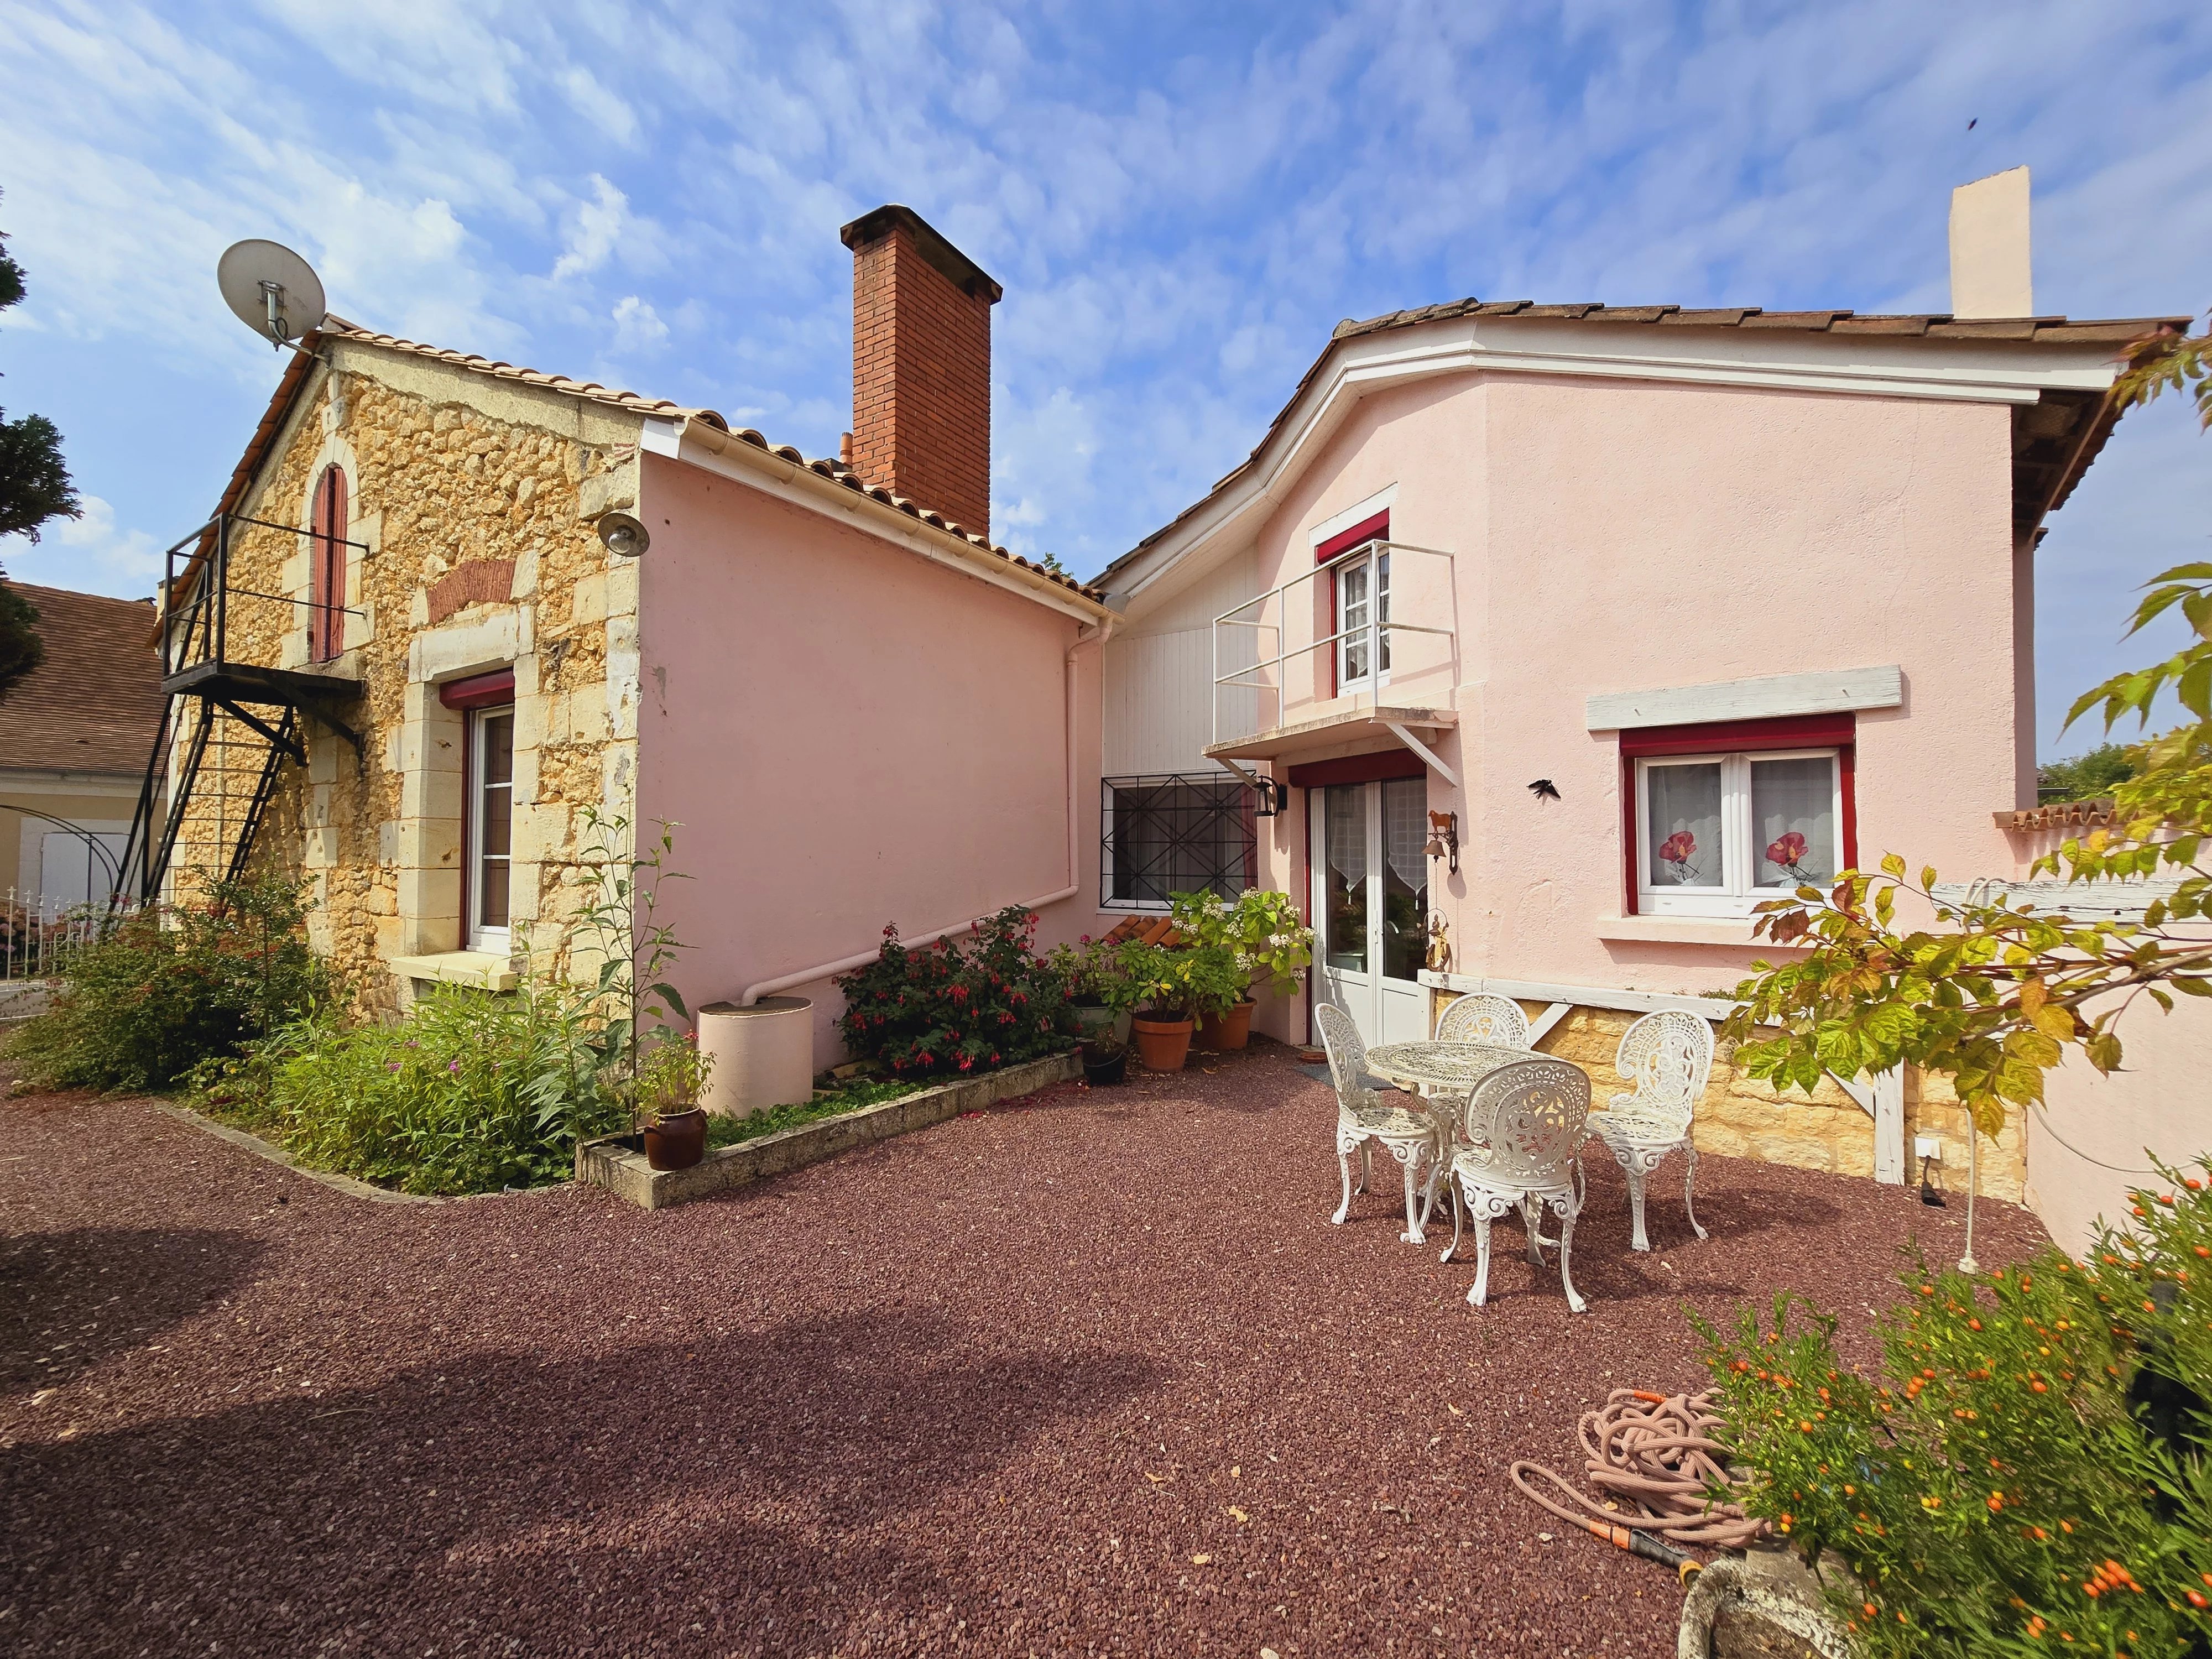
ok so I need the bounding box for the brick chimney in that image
[839,204,1002,537]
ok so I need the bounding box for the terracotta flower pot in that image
[1194,999,1256,1051]
[1132,1015,1194,1072]
[644,1107,706,1171]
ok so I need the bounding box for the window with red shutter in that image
[309,465,348,662]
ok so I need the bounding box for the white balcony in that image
[1206,539,1459,772]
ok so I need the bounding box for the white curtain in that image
[1383,778,1427,895]
[1326,787,1366,886]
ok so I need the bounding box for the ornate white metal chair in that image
[1315,1003,1442,1245]
[1433,992,1532,1047]
[1413,994,1533,1227]
[1441,1057,1592,1313]
[1588,1010,1716,1252]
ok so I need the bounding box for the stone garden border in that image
[576,1048,1083,1210]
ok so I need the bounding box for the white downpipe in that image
[737,614,1115,1005]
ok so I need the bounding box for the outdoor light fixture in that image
[597,511,650,558]
[1423,809,1459,875]
[1251,776,1286,817]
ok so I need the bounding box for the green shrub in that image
[835,905,1072,1078]
[1697,1160,2212,1656]
[259,982,627,1196]
[4,876,332,1093]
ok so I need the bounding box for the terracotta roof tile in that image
[0,583,164,776]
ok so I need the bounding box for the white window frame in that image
[467,705,515,953]
[1329,540,1391,693]
[1635,747,1843,917]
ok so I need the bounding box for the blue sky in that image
[1,0,2206,759]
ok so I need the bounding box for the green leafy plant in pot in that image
[1046,934,1125,1041]
[1121,938,1243,1071]
[635,1031,713,1171]
[1172,889,1316,1051]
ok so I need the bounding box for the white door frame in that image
[1308,778,1428,1049]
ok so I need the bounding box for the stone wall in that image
[1431,995,2028,1204]
[168,342,648,1015]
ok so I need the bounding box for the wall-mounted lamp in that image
[1423,809,1459,875]
[596,511,650,558]
[1250,776,1287,818]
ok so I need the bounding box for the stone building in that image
[146,206,1114,1055]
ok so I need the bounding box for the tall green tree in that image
[1725,316,2212,1134]
[1,191,80,698]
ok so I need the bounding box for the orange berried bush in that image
[1695,1159,2212,1658]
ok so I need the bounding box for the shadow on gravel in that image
[1,1304,1162,1657]
[0,1227,267,1395]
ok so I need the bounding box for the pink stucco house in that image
[1084,181,2191,1235]
[143,178,2192,1242]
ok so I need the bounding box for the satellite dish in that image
[217,239,326,348]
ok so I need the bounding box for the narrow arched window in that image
[309,465,348,662]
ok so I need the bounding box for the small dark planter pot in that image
[644,1108,707,1171]
[1081,1041,1128,1086]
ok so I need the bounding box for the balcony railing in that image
[1211,539,1458,748]
[159,511,367,686]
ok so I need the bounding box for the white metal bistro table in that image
[1365,1040,1538,1101]
[1365,1040,1544,1233]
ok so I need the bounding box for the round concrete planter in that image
[698,997,814,1119]
[1132,1015,1193,1071]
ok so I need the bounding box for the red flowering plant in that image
[1694,1158,2212,1657]
[834,905,1075,1079]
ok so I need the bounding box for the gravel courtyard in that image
[0,1042,2042,1658]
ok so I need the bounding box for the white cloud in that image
[0,496,163,599]
[551,174,630,281]
[609,294,667,352]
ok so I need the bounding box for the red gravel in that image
[0,1045,2046,1658]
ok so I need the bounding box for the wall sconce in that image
[1423,809,1459,875]
[1250,776,1286,817]
[596,511,650,558]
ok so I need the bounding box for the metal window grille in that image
[1101,774,1258,908]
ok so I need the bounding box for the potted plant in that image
[1047,936,1123,1041]
[636,1031,713,1171]
[1175,889,1316,1051]
[1080,1033,1128,1086]
[1121,938,1242,1071]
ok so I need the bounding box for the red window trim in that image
[440,667,516,711]
[1286,747,1426,789]
[309,466,347,663]
[1620,712,1854,757]
[1318,511,1390,698]
[1314,509,1389,565]
[1618,713,1858,915]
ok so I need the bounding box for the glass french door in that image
[1310,777,1429,1049]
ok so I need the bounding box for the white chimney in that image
[1949,166,2033,319]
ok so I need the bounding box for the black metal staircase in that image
[117,513,367,906]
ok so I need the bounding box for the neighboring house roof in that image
[0,583,164,778]
[1103,299,2194,592]
[194,316,1099,603]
